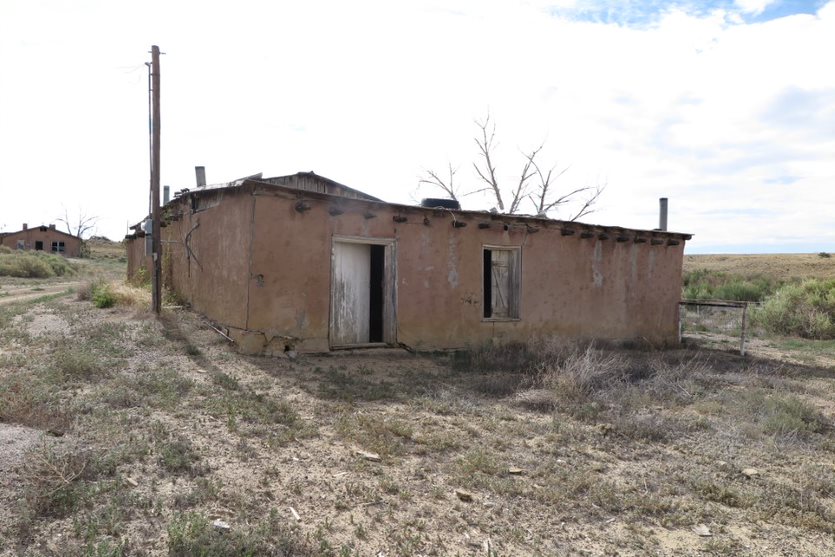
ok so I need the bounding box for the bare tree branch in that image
[528,155,572,215]
[509,144,542,215]
[473,113,504,212]
[418,163,460,201]
[568,182,606,222]
[463,186,497,196]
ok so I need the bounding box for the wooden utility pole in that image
[150,45,162,314]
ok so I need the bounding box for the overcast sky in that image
[1,0,832,253]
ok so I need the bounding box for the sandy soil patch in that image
[13,309,70,338]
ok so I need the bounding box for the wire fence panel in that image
[679,301,759,356]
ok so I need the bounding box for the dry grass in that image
[19,442,92,519]
[77,279,150,309]
[86,238,126,260]
[108,281,151,307]
[684,253,835,281]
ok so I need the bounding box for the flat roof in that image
[128,172,692,241]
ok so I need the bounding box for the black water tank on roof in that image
[421,198,461,210]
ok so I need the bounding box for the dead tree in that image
[57,208,98,239]
[421,113,604,221]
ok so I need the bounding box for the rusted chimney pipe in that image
[659,198,668,232]
[22,223,27,230]
[195,166,206,188]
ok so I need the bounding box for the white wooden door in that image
[331,242,371,346]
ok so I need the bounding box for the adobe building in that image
[126,172,691,354]
[1,224,83,257]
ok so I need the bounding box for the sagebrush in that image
[0,251,77,278]
[754,279,835,339]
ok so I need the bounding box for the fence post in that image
[740,303,748,357]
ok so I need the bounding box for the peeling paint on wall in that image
[630,244,639,285]
[592,240,604,288]
[447,234,459,289]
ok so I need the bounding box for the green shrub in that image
[41,252,76,276]
[0,253,53,278]
[753,279,835,339]
[0,251,77,278]
[92,283,117,308]
[683,269,777,302]
[818,252,831,259]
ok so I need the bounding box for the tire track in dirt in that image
[0,282,81,306]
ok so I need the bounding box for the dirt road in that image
[0,282,80,306]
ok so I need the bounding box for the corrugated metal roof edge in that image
[279,172,383,202]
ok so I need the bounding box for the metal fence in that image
[679,300,760,356]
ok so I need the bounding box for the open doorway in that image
[35,241,44,251]
[330,238,395,348]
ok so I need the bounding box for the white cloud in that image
[734,0,778,15]
[0,0,833,253]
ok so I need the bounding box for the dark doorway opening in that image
[483,249,492,318]
[35,241,44,251]
[369,245,385,342]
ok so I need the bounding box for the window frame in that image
[481,244,522,321]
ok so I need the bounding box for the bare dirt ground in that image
[683,253,835,281]
[687,330,835,370]
[1,287,834,556]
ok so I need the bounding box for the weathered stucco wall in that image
[127,183,687,353]
[1,227,82,257]
[244,189,683,352]
[162,191,252,329]
[125,235,148,281]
